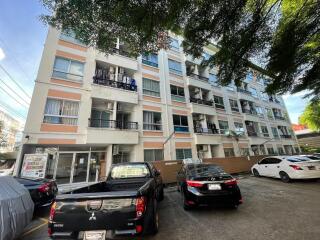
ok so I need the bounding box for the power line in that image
[0,77,30,105]
[0,63,32,100]
[0,101,26,120]
[0,83,29,108]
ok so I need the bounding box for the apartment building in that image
[15,27,299,186]
[0,110,21,153]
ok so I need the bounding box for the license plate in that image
[84,230,106,240]
[208,184,221,190]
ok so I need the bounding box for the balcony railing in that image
[274,115,286,121]
[190,97,214,107]
[237,88,252,95]
[93,76,137,92]
[280,134,292,139]
[142,59,158,68]
[215,103,225,110]
[112,47,134,58]
[187,72,209,82]
[89,119,138,130]
[143,123,162,131]
[194,127,220,134]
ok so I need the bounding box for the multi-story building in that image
[0,110,21,153]
[15,27,299,186]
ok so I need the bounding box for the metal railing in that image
[142,59,158,68]
[280,134,292,139]
[89,119,138,130]
[215,103,225,110]
[190,97,214,107]
[194,127,220,134]
[274,115,286,121]
[187,72,209,82]
[93,76,137,91]
[143,123,162,131]
[237,88,252,95]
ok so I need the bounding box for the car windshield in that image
[0,160,15,170]
[187,164,225,177]
[110,164,150,179]
[304,156,320,160]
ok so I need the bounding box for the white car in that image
[251,156,320,182]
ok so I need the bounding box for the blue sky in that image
[0,0,310,125]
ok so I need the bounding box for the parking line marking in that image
[20,220,48,237]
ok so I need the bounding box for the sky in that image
[0,0,310,125]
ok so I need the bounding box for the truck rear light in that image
[186,180,204,188]
[49,202,56,221]
[38,182,51,193]
[224,179,237,185]
[136,225,143,234]
[289,165,303,170]
[135,196,146,218]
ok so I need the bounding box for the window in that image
[261,92,269,101]
[234,122,245,135]
[246,71,253,82]
[271,127,279,138]
[52,57,84,82]
[173,115,189,132]
[144,149,164,162]
[169,38,180,51]
[261,126,269,137]
[249,88,258,98]
[256,75,265,85]
[43,98,79,125]
[240,148,250,156]
[256,106,264,117]
[142,78,160,97]
[226,83,235,91]
[266,108,274,119]
[110,164,149,179]
[168,59,182,75]
[90,109,110,127]
[209,73,218,86]
[170,85,185,102]
[143,111,162,130]
[202,52,211,61]
[142,53,158,67]
[176,149,192,160]
[224,148,235,157]
[60,30,84,45]
[267,148,275,155]
[278,147,285,155]
[214,96,225,109]
[229,99,239,112]
[218,120,229,134]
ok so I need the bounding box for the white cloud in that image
[0,48,5,61]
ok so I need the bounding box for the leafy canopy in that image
[299,101,320,131]
[41,0,320,99]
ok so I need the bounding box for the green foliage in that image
[40,0,320,98]
[299,101,320,131]
[300,145,320,153]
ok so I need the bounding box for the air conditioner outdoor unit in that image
[199,145,208,152]
[113,145,119,155]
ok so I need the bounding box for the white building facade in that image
[15,27,299,186]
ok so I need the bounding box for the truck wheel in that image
[143,199,158,235]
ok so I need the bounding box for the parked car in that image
[48,162,163,238]
[177,163,242,210]
[0,159,15,176]
[15,177,58,208]
[251,156,320,182]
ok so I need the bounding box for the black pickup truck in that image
[48,162,164,239]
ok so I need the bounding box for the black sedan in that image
[177,163,242,210]
[15,177,58,208]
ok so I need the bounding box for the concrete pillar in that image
[106,145,113,176]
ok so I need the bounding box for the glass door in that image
[88,152,105,182]
[55,153,73,184]
[72,153,89,183]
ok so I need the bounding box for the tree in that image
[299,101,320,131]
[41,0,320,99]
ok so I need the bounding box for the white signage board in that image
[21,153,48,179]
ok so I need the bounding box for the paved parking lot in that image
[20,176,320,240]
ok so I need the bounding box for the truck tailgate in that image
[53,191,138,232]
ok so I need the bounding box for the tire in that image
[143,199,158,235]
[230,204,239,210]
[252,168,260,177]
[279,171,291,183]
[182,191,192,211]
[158,187,164,201]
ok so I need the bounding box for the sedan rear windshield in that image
[110,164,150,179]
[187,164,225,176]
[287,157,309,162]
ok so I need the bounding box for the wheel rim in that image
[254,169,259,176]
[281,173,288,181]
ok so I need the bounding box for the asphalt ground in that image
[18,175,320,240]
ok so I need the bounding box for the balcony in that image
[93,77,137,92]
[96,51,138,71]
[194,127,220,134]
[280,134,292,139]
[190,97,215,107]
[237,88,252,95]
[274,115,286,121]
[87,119,138,144]
[187,73,209,82]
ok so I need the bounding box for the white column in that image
[106,145,113,176]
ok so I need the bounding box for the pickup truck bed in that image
[48,162,163,238]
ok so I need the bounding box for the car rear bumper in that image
[290,171,320,179]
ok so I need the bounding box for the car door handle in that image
[265,166,267,167]
[277,166,280,168]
